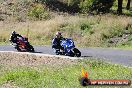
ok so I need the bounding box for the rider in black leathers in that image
[9,31,23,43]
[9,31,25,49]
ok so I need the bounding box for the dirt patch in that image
[0,81,20,88]
[1,83,20,88]
[0,52,77,67]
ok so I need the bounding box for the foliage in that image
[79,0,115,13]
[80,23,91,31]
[128,35,132,41]
[79,0,93,13]
[39,0,115,14]
[28,3,50,20]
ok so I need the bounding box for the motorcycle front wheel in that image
[73,48,81,57]
[27,44,35,52]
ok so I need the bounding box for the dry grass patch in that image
[0,14,132,47]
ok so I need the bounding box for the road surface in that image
[0,45,132,67]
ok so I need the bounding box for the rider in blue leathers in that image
[52,32,65,54]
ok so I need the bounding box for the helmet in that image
[11,31,16,35]
[55,32,62,37]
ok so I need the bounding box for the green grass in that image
[115,44,132,49]
[0,59,132,88]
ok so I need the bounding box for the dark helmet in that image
[11,31,16,35]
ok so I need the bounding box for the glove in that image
[9,39,12,42]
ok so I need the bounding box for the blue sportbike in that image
[52,38,81,57]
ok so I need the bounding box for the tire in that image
[69,51,75,57]
[80,77,89,86]
[16,47,22,52]
[54,49,60,55]
[53,48,61,55]
[27,44,35,52]
[73,48,81,57]
[15,45,22,52]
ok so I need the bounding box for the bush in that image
[80,23,92,35]
[79,0,115,13]
[54,0,79,6]
[79,0,93,13]
[128,35,132,41]
[39,0,114,14]
[28,3,50,20]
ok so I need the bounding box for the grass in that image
[0,59,132,88]
[0,0,132,48]
[0,14,132,48]
[115,45,132,50]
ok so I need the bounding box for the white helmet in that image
[55,32,62,37]
[12,31,16,35]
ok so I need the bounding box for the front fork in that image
[71,47,75,53]
[64,48,75,56]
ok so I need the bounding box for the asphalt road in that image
[0,45,132,67]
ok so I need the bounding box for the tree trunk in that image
[117,0,123,14]
[126,0,131,10]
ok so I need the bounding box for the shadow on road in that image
[81,56,93,58]
[32,51,43,53]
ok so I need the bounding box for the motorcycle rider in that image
[52,32,65,55]
[9,31,25,49]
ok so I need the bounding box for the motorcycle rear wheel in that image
[16,45,22,52]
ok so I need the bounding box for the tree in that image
[126,0,131,10]
[117,0,123,14]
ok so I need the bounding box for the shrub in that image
[79,0,115,13]
[127,24,132,33]
[80,23,91,33]
[128,35,132,41]
[28,3,50,20]
[80,22,92,35]
[79,0,93,13]
[39,0,115,14]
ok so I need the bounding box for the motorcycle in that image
[52,38,81,57]
[10,37,34,52]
